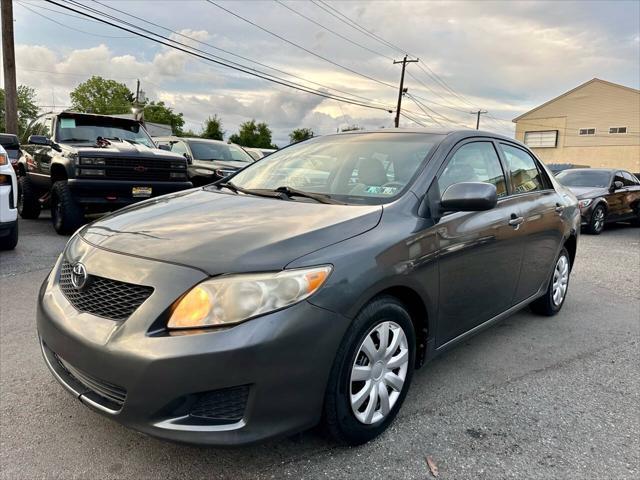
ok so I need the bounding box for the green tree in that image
[0,85,39,138]
[143,101,185,135]
[228,119,274,148]
[180,129,200,138]
[341,124,363,132]
[289,127,313,144]
[69,76,134,114]
[201,115,225,140]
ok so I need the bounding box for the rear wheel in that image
[17,176,41,219]
[51,181,84,235]
[587,204,605,234]
[323,296,415,445]
[530,247,571,316]
[0,221,18,250]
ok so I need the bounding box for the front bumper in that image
[37,244,350,445]
[66,179,192,208]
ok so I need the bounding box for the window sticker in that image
[59,118,76,129]
[365,186,399,195]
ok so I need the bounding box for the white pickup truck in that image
[0,144,18,250]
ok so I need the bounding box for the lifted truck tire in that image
[51,181,84,235]
[17,176,42,219]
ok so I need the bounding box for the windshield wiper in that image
[60,138,92,143]
[272,186,345,205]
[217,182,284,199]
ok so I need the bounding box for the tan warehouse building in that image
[513,78,640,172]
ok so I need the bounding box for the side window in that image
[500,144,545,193]
[613,172,625,188]
[621,171,637,187]
[27,116,51,139]
[169,141,189,156]
[438,142,507,198]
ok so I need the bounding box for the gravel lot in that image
[1,215,639,479]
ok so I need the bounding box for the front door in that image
[434,140,523,346]
[497,143,565,302]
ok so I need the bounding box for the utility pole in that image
[393,55,418,128]
[2,0,18,134]
[471,109,488,130]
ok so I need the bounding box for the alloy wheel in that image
[552,255,569,306]
[349,321,409,425]
[593,207,605,232]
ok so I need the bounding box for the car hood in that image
[564,186,609,199]
[80,188,382,274]
[69,141,183,160]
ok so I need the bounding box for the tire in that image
[530,247,571,316]
[51,181,84,235]
[17,176,41,219]
[0,221,18,250]
[587,204,606,235]
[323,296,416,445]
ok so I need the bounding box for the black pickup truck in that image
[17,112,192,234]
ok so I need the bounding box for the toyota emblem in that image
[70,263,89,290]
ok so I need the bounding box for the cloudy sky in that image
[3,0,639,145]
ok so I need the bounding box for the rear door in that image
[620,171,640,220]
[434,140,523,345]
[607,171,628,221]
[497,143,565,303]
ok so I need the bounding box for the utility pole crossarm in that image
[471,109,488,130]
[393,55,419,128]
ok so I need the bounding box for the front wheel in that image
[530,247,571,316]
[323,296,415,445]
[51,181,84,235]
[17,176,41,219]
[587,205,606,234]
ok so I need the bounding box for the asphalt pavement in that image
[1,214,638,479]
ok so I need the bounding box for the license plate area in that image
[132,186,152,198]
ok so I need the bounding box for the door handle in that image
[555,203,564,214]
[508,215,524,228]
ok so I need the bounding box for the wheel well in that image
[564,235,577,271]
[17,164,26,176]
[50,164,68,183]
[376,286,429,369]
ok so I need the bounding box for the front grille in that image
[55,353,127,409]
[85,157,185,181]
[59,261,153,320]
[189,386,249,421]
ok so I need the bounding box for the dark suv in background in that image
[154,136,254,186]
[17,112,192,234]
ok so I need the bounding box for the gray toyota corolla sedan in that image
[37,129,580,446]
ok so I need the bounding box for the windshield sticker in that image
[365,186,399,195]
[59,118,76,129]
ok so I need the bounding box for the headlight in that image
[167,265,332,329]
[578,199,593,208]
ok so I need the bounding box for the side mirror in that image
[612,180,624,191]
[28,135,50,146]
[157,144,170,151]
[183,152,193,164]
[440,182,498,212]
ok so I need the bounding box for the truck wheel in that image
[0,221,18,250]
[51,181,84,235]
[17,176,41,219]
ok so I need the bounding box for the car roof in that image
[325,127,519,143]
[154,136,226,143]
[560,168,616,173]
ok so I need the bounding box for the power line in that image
[404,93,443,127]
[312,0,481,110]
[90,0,392,109]
[16,1,135,38]
[274,0,394,61]
[205,0,397,90]
[405,93,469,127]
[45,0,393,113]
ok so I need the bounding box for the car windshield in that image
[224,132,441,205]
[0,135,20,158]
[188,141,253,163]
[556,170,611,188]
[55,116,155,147]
